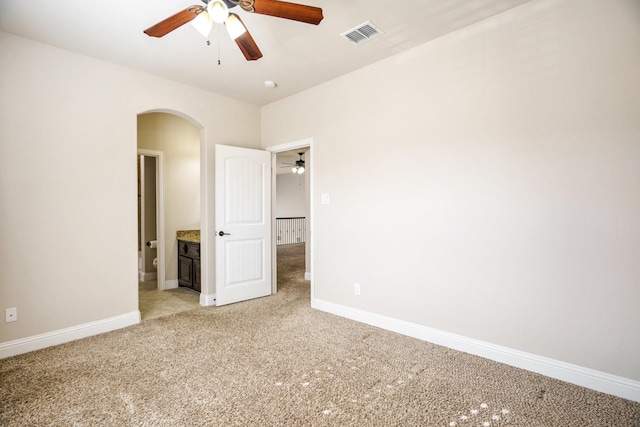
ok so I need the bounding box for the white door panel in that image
[215,145,271,306]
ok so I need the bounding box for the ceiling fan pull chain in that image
[217,26,222,65]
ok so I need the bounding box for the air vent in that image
[340,21,384,45]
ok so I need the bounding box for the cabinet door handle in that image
[218,231,230,237]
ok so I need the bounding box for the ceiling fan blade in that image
[144,6,205,38]
[231,15,263,61]
[250,0,324,25]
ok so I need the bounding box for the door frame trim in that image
[266,138,314,298]
[137,149,166,291]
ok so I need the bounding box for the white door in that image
[215,144,272,306]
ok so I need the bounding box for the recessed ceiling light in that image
[264,80,277,89]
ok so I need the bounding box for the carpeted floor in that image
[1,243,639,426]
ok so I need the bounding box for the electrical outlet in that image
[354,283,361,295]
[5,307,17,323]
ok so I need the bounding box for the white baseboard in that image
[164,279,179,289]
[0,311,140,359]
[200,293,216,306]
[139,271,157,282]
[311,298,640,403]
[305,272,312,281]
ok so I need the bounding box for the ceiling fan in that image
[143,0,324,61]
[281,152,306,174]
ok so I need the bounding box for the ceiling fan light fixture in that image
[191,11,214,37]
[290,152,306,174]
[208,1,229,24]
[142,1,323,62]
[225,13,247,40]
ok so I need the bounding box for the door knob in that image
[218,231,230,237]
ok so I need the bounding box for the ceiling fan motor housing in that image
[221,0,241,9]
[201,0,240,9]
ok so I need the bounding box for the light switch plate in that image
[321,194,330,204]
[5,307,17,323]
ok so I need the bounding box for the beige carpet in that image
[1,243,639,426]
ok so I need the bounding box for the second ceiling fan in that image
[144,0,324,61]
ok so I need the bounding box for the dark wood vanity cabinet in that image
[178,240,201,292]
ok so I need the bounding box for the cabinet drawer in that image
[178,241,200,259]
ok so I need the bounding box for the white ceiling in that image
[0,0,532,106]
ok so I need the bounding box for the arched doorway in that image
[137,111,203,319]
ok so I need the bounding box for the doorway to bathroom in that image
[137,112,202,320]
[137,151,164,288]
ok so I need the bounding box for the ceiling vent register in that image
[341,21,384,45]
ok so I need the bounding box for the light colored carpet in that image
[1,244,639,426]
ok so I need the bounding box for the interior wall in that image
[0,30,261,345]
[276,173,306,217]
[261,0,640,382]
[138,113,200,283]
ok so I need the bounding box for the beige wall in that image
[276,173,306,218]
[0,31,261,344]
[262,0,640,381]
[138,113,200,282]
